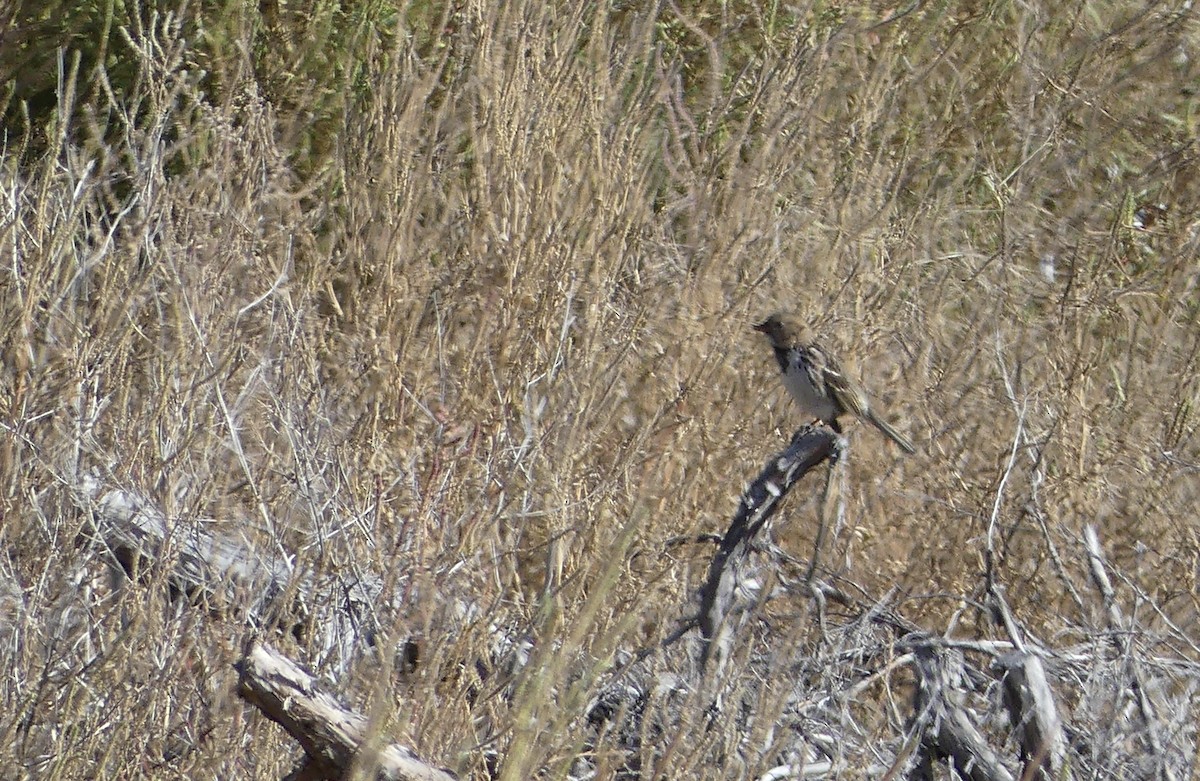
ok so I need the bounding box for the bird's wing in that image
[820,350,871,418]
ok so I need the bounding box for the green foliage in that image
[1,0,453,176]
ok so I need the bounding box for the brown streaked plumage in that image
[754,314,916,454]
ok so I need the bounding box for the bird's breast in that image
[780,361,839,422]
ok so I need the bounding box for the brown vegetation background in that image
[2,0,1199,777]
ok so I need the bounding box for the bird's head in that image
[753,313,807,346]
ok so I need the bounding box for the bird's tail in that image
[867,413,916,454]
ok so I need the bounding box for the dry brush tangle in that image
[70,428,1198,780]
[5,2,1200,778]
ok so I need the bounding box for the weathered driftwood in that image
[236,640,456,781]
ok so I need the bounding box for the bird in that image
[753,314,916,454]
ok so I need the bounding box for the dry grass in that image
[2,0,1200,778]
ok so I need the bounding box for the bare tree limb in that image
[994,652,1067,781]
[910,644,1014,781]
[236,640,457,781]
[696,426,837,676]
[1083,526,1178,781]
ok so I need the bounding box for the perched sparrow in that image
[754,314,916,454]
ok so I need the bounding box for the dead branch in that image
[1083,525,1178,781]
[994,652,1067,781]
[696,425,838,675]
[910,644,1014,781]
[236,640,456,781]
[80,480,383,671]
